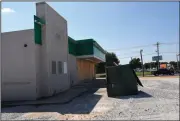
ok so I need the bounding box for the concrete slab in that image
[2,86,88,107]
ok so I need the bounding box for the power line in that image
[161,52,177,54]
[107,42,179,51]
[107,44,154,51]
[116,50,142,56]
[118,53,156,59]
[112,41,178,60]
[160,42,179,45]
[118,52,177,59]
[116,51,178,57]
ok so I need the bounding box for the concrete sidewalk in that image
[2,79,106,107]
[2,83,88,107]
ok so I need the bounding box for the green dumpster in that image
[106,64,143,97]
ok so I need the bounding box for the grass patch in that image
[136,71,152,76]
[96,73,106,78]
[96,72,152,78]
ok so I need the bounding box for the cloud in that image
[1,8,15,14]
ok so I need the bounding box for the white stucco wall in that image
[1,2,72,101]
[35,3,49,98]
[2,30,37,101]
[0,3,1,101]
[36,2,70,97]
[68,54,79,86]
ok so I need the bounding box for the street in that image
[1,77,179,120]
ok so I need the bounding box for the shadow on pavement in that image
[112,90,152,99]
[1,79,106,114]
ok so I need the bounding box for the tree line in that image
[129,58,180,69]
[95,52,180,74]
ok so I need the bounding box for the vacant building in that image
[2,2,106,101]
[68,38,106,85]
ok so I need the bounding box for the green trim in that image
[93,41,106,54]
[93,46,105,61]
[34,23,42,45]
[68,36,76,43]
[76,39,94,56]
[34,15,45,25]
[68,37,106,62]
[76,39,106,54]
[34,15,45,45]
[68,36,77,55]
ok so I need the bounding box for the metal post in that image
[156,42,160,70]
[177,54,179,72]
[140,49,144,77]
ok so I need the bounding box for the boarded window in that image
[64,62,67,74]
[52,61,56,74]
[58,61,63,74]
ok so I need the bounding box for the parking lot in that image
[1,76,179,120]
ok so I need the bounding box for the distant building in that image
[2,2,106,101]
[160,64,167,69]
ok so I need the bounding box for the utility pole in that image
[177,54,180,71]
[140,49,144,77]
[156,42,160,70]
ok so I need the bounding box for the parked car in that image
[175,69,180,74]
[152,68,174,76]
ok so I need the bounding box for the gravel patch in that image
[1,77,179,120]
[92,78,179,120]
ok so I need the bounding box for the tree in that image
[129,58,141,69]
[105,52,120,66]
[143,61,167,69]
[169,61,178,69]
[95,52,120,74]
[161,62,168,64]
[144,63,150,69]
[149,62,158,68]
[95,62,106,74]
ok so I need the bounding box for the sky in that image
[2,2,179,64]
